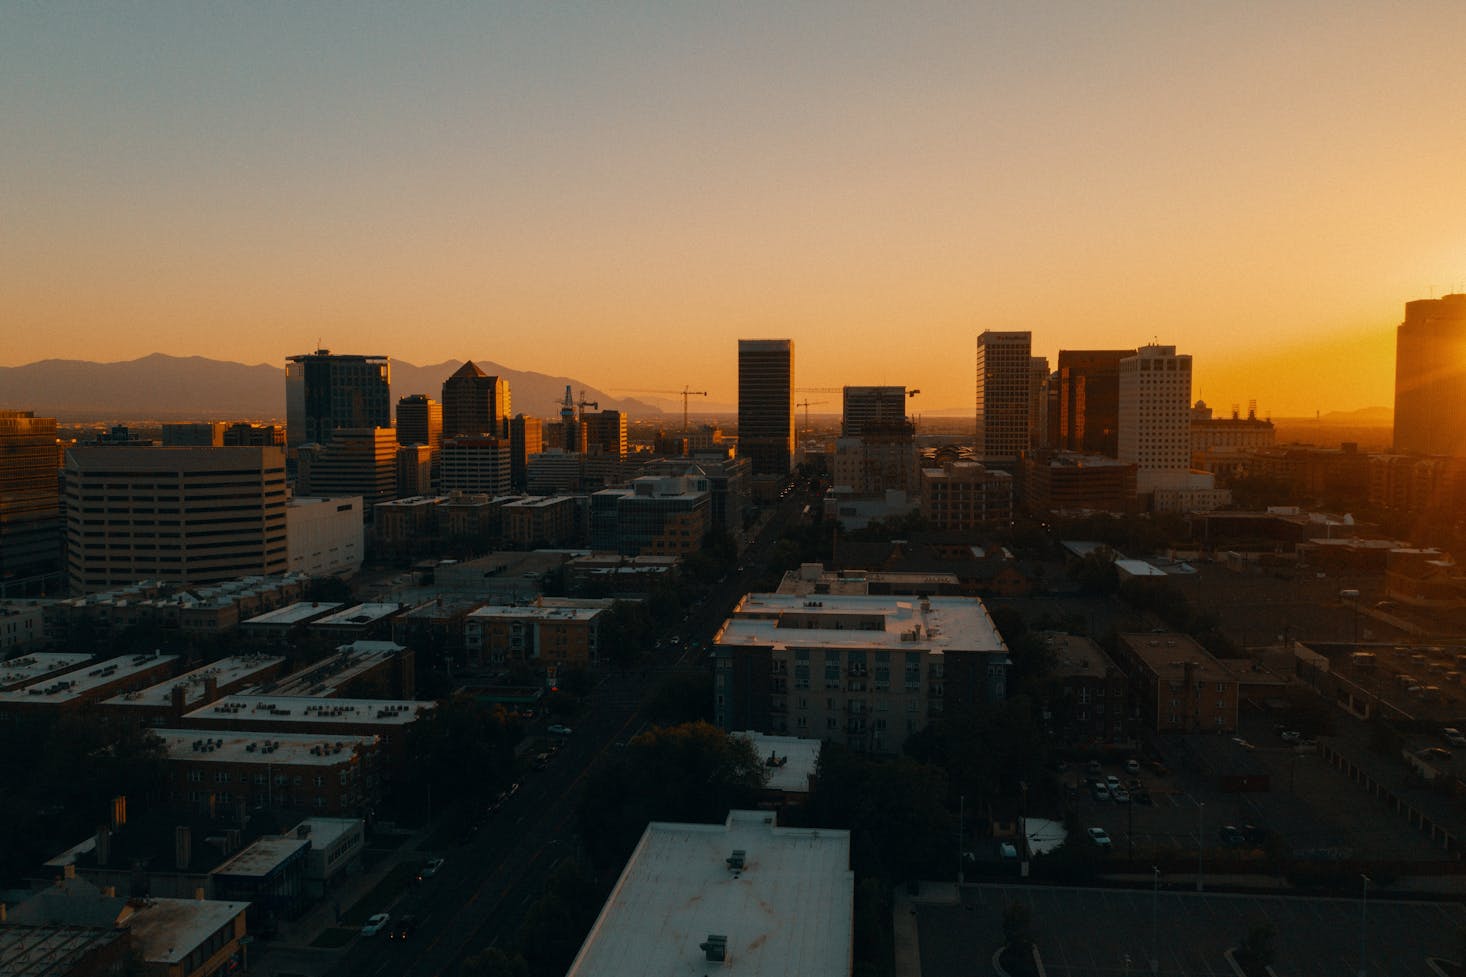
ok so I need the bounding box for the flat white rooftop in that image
[0,652,93,690]
[159,729,378,767]
[0,654,178,705]
[466,605,604,623]
[251,642,402,697]
[290,817,362,851]
[715,593,1005,653]
[103,654,285,709]
[242,601,344,627]
[212,836,309,879]
[310,603,404,627]
[734,732,820,794]
[184,694,433,727]
[567,811,852,977]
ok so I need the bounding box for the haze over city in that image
[5,3,1466,414]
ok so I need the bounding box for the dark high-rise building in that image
[737,339,795,477]
[0,410,62,594]
[396,395,443,449]
[1395,294,1466,456]
[285,349,391,449]
[975,331,1031,465]
[1056,349,1134,456]
[842,386,906,437]
[442,361,511,440]
[223,422,286,447]
[509,414,543,491]
[583,410,627,458]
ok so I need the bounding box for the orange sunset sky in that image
[3,3,1464,415]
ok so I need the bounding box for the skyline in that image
[5,4,1466,415]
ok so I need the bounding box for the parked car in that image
[999,842,1019,860]
[361,913,391,937]
[1091,783,1111,802]
[1111,787,1130,803]
[1087,827,1112,850]
[1443,727,1466,748]
[1280,730,1301,743]
[1105,775,1121,791]
[1218,825,1247,847]
[390,914,418,941]
[1125,759,1140,774]
[547,724,573,736]
[419,857,444,880]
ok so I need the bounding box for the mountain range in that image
[0,354,665,423]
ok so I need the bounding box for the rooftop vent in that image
[700,934,728,963]
[725,849,746,871]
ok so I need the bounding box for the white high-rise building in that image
[1118,344,1193,494]
[975,331,1031,465]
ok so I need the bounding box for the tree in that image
[462,948,530,977]
[1003,900,1034,950]
[400,696,519,822]
[517,859,603,977]
[645,671,714,726]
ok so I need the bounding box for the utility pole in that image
[1196,801,1205,891]
[1359,873,1370,976]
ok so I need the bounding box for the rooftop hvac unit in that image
[700,934,728,963]
[725,849,746,871]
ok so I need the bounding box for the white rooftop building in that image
[566,811,853,977]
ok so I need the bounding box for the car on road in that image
[1105,775,1120,791]
[1087,827,1112,850]
[390,914,418,941]
[1279,729,1301,743]
[1111,787,1130,803]
[1443,727,1466,747]
[418,857,444,879]
[547,724,573,736]
[1091,783,1111,802]
[361,913,391,937]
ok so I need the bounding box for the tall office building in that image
[1056,349,1134,456]
[0,410,62,594]
[1118,344,1193,493]
[842,386,907,438]
[737,339,795,477]
[1394,294,1466,456]
[441,438,512,495]
[64,447,288,592]
[442,361,511,440]
[509,414,543,491]
[583,410,627,458]
[296,428,398,508]
[285,349,391,449]
[974,331,1032,465]
[223,423,286,447]
[396,395,443,449]
[1029,357,1050,451]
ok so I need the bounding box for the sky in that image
[3,2,1465,416]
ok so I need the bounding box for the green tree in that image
[401,696,519,821]
[645,671,714,726]
[516,859,603,977]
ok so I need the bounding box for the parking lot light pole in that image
[1196,801,1205,892]
[1359,873,1370,977]
[1151,866,1159,975]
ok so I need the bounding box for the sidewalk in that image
[893,882,960,977]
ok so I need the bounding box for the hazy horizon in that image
[5,3,1465,415]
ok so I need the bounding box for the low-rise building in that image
[0,651,92,691]
[713,593,1010,753]
[286,496,364,577]
[1113,633,1239,734]
[0,653,179,721]
[100,653,286,726]
[463,600,607,669]
[238,601,344,648]
[252,641,413,699]
[210,835,310,923]
[503,495,581,548]
[0,601,47,655]
[919,460,1013,530]
[565,810,852,977]
[306,603,406,644]
[590,473,710,556]
[288,818,365,897]
[1022,452,1137,515]
[1044,633,1129,745]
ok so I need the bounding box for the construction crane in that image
[794,387,842,394]
[795,399,828,434]
[615,385,708,433]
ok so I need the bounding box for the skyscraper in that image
[841,386,907,438]
[1056,349,1134,456]
[442,361,511,440]
[1394,294,1466,456]
[509,414,543,491]
[285,349,391,449]
[0,410,62,594]
[396,395,443,449]
[583,410,627,458]
[296,428,398,508]
[737,339,794,477]
[1118,344,1192,493]
[974,331,1031,465]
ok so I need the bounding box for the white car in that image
[1087,828,1112,850]
[1112,787,1130,804]
[547,724,573,736]
[419,857,444,879]
[361,913,391,936]
[1443,727,1466,747]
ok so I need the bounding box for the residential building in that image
[64,447,288,592]
[100,654,287,726]
[565,811,852,977]
[252,640,412,698]
[1056,349,1133,456]
[374,495,446,552]
[1022,452,1138,515]
[441,361,510,439]
[0,653,179,721]
[285,349,390,449]
[295,428,397,509]
[713,593,1009,753]
[1118,344,1193,495]
[239,601,344,648]
[1113,632,1239,734]
[395,394,443,450]
[463,599,606,668]
[918,460,1013,530]
[0,410,62,594]
[1394,293,1466,456]
[841,386,907,438]
[503,495,581,547]
[644,454,750,534]
[1045,633,1128,744]
[0,651,93,691]
[0,601,48,656]
[285,496,363,577]
[974,331,1031,465]
[737,339,795,477]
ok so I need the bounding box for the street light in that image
[1151,866,1160,975]
[1359,873,1371,977]
[1196,801,1205,892]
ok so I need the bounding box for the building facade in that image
[0,410,62,594]
[1118,344,1193,495]
[64,447,288,592]
[975,331,1032,465]
[395,394,443,450]
[441,361,510,439]
[918,460,1013,530]
[737,339,795,477]
[296,428,397,509]
[440,437,511,495]
[1395,293,1466,456]
[1056,349,1133,456]
[285,349,390,449]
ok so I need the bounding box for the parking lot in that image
[917,884,1466,976]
